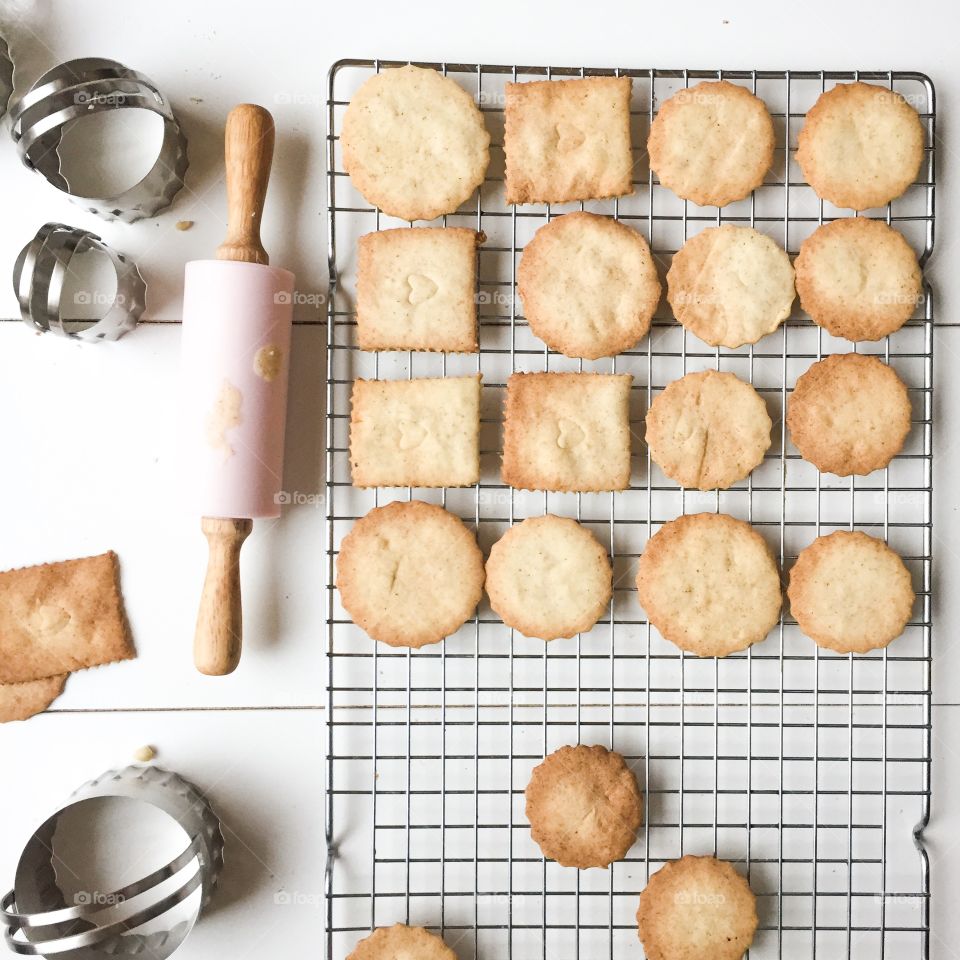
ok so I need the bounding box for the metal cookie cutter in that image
[0,35,12,118]
[10,57,188,222]
[1,764,224,959]
[14,223,146,341]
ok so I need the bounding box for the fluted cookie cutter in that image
[0,35,13,118]
[10,57,188,222]
[14,223,146,341]
[1,764,224,959]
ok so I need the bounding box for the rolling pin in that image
[181,104,295,675]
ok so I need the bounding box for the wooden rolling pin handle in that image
[216,103,276,266]
[194,517,253,676]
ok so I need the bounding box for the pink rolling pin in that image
[181,104,295,675]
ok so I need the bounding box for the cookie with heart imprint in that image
[349,374,482,488]
[356,226,484,352]
[504,75,634,204]
[501,372,633,492]
[336,500,484,648]
[525,744,642,868]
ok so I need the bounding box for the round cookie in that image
[645,370,772,491]
[787,353,911,476]
[636,513,782,657]
[347,924,456,960]
[336,500,485,648]
[788,530,914,654]
[341,65,491,222]
[517,212,661,359]
[667,225,795,348]
[797,82,924,211]
[795,218,922,342]
[637,855,758,960]
[485,515,612,641]
[0,675,66,724]
[525,744,642,869]
[648,80,775,207]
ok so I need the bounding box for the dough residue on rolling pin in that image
[206,379,243,458]
[254,344,283,382]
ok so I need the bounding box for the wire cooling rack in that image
[324,62,935,960]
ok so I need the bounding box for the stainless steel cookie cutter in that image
[1,764,224,959]
[14,222,146,341]
[0,35,12,118]
[10,57,188,222]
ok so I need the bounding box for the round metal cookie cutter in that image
[10,57,188,222]
[14,222,146,341]
[0,35,13,118]
[1,764,224,959]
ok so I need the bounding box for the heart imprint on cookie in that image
[556,418,585,449]
[397,420,428,450]
[406,273,439,305]
[555,121,586,153]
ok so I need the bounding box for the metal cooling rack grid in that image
[324,63,935,960]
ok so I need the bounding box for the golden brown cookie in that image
[636,513,782,657]
[504,76,633,205]
[796,81,925,210]
[485,515,612,641]
[667,225,795,348]
[517,212,661,359]
[788,530,914,654]
[0,675,67,724]
[336,500,485,648]
[356,227,483,352]
[349,375,482,488]
[525,744,642,869]
[637,855,758,960]
[645,370,772,490]
[0,552,134,685]
[787,353,911,476]
[648,80,775,207]
[501,372,633,492]
[795,217,922,342]
[341,65,491,221]
[346,924,457,960]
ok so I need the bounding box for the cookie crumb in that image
[175,220,194,231]
[133,745,156,762]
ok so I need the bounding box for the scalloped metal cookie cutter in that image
[14,222,146,341]
[1,765,224,959]
[10,57,188,223]
[0,35,12,117]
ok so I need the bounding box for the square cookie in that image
[502,372,633,491]
[357,227,482,352]
[350,375,482,487]
[504,76,633,205]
